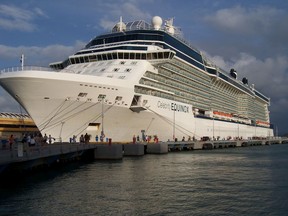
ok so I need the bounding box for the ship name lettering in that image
[157,101,170,110]
[171,103,189,113]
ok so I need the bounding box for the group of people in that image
[22,133,55,145]
[79,133,91,144]
[2,132,53,150]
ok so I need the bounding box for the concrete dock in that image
[1,137,287,175]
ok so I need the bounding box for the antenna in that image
[120,16,123,32]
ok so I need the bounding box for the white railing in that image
[0,66,56,74]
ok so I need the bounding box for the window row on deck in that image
[69,51,174,65]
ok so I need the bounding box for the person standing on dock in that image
[8,134,14,150]
[84,133,90,144]
[133,135,136,144]
[80,134,84,144]
[48,135,54,144]
[43,134,48,143]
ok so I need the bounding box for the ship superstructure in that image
[0,16,273,142]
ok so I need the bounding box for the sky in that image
[0,0,288,135]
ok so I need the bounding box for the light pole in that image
[59,121,64,143]
[173,109,175,141]
[101,98,104,141]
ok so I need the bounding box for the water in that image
[1,144,288,216]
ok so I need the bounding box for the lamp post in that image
[173,109,175,141]
[59,121,64,143]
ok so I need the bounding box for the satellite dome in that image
[152,16,162,30]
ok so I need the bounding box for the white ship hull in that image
[0,70,273,142]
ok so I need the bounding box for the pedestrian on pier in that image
[43,134,48,143]
[72,135,77,143]
[80,134,84,144]
[84,133,90,144]
[8,134,14,150]
[48,135,54,144]
[133,135,136,144]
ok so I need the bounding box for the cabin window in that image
[107,53,112,60]
[112,53,117,59]
[147,53,152,60]
[78,92,88,97]
[164,52,169,59]
[102,54,107,60]
[124,53,129,59]
[89,55,96,62]
[136,53,141,59]
[84,56,89,62]
[98,94,106,100]
[130,53,135,59]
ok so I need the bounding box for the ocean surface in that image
[1,144,288,216]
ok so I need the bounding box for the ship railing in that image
[0,66,57,74]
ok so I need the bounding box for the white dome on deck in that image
[152,16,162,30]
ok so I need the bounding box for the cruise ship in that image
[0,16,273,142]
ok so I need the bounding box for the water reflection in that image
[1,145,288,215]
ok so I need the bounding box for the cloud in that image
[33,7,48,18]
[0,40,86,113]
[0,4,48,31]
[0,40,85,66]
[202,5,288,59]
[204,5,282,35]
